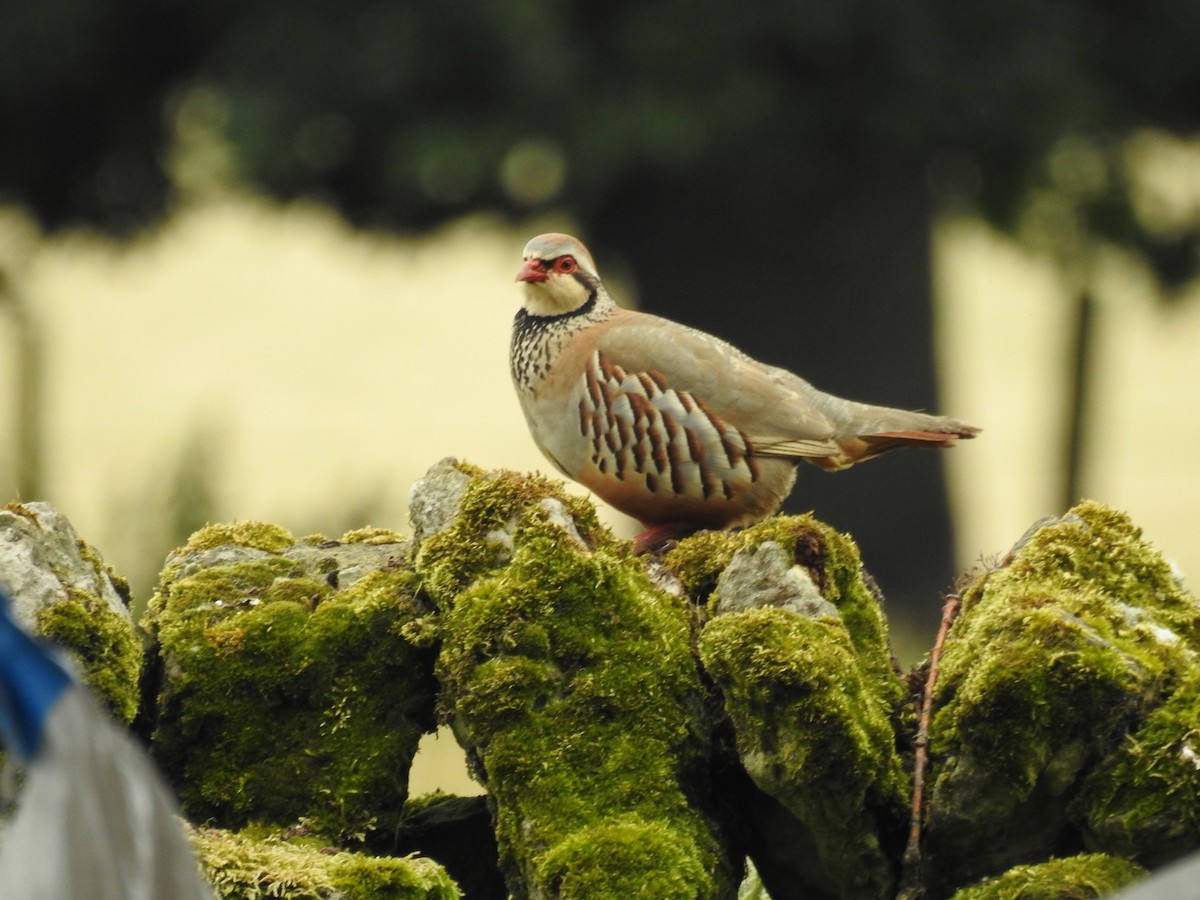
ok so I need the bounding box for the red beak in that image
[516,258,549,283]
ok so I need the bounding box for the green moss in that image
[664,528,743,600]
[948,853,1146,900]
[193,826,460,899]
[423,468,729,898]
[35,587,142,723]
[933,601,1152,794]
[401,791,456,817]
[146,529,438,845]
[416,465,613,605]
[75,536,133,606]
[541,817,710,899]
[144,556,307,643]
[182,521,297,554]
[924,501,1200,892]
[262,575,333,608]
[339,526,408,545]
[700,606,908,899]
[669,515,902,711]
[995,503,1198,648]
[1072,668,1200,866]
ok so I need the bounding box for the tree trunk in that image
[1,268,44,502]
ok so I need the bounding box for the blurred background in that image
[3,1,1200,793]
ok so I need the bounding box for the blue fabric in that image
[0,588,73,763]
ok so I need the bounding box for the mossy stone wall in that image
[4,474,1199,899]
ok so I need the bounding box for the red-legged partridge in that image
[510,232,979,552]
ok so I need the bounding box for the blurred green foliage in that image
[1,0,1198,271]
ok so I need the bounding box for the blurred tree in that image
[0,269,44,500]
[3,0,1199,630]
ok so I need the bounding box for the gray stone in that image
[408,457,472,546]
[713,540,839,620]
[0,502,130,628]
[536,497,587,550]
[284,540,412,590]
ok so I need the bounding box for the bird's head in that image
[516,233,601,316]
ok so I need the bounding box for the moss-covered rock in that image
[668,515,905,711]
[35,587,142,723]
[924,501,1200,895]
[1071,667,1200,867]
[689,518,910,900]
[144,523,438,845]
[947,853,1146,900]
[0,501,140,722]
[193,825,460,899]
[14,476,1197,899]
[413,460,610,606]
[413,461,734,899]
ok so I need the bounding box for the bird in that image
[510,232,979,553]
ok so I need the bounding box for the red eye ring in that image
[554,256,578,274]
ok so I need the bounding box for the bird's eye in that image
[554,256,578,273]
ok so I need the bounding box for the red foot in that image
[631,522,702,555]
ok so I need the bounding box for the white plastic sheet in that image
[0,590,215,899]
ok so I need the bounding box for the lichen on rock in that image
[924,500,1200,894]
[411,460,735,899]
[144,521,438,845]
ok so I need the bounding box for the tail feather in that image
[807,417,979,471]
[858,425,975,455]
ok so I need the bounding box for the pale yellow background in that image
[2,190,1197,795]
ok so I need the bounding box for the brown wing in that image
[587,309,844,461]
[586,309,978,470]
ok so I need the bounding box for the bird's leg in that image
[631,522,703,555]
